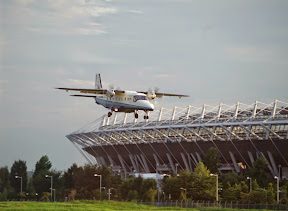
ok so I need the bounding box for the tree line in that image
[0,148,287,204]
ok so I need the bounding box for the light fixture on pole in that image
[274,176,279,204]
[210,174,218,202]
[108,188,115,200]
[94,174,102,200]
[15,176,23,194]
[175,163,179,175]
[180,188,187,200]
[45,175,53,201]
[246,177,252,192]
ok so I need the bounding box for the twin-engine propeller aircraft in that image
[56,74,189,119]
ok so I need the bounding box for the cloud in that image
[61,79,94,88]
[8,0,118,35]
[224,46,279,63]
[127,10,143,14]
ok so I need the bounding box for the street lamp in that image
[94,174,102,200]
[274,176,279,204]
[175,163,179,175]
[108,188,115,200]
[210,174,218,202]
[180,188,187,200]
[45,175,53,201]
[15,176,23,194]
[246,177,252,192]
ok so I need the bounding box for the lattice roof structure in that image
[67,100,288,178]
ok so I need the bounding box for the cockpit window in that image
[133,95,148,102]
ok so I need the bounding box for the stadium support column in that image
[167,153,176,174]
[101,116,106,126]
[186,105,191,120]
[272,99,278,118]
[260,152,275,175]
[118,154,127,177]
[171,106,176,120]
[267,151,278,176]
[123,113,127,125]
[140,154,150,173]
[181,153,191,171]
[158,107,163,121]
[233,102,240,122]
[129,155,138,172]
[229,151,240,172]
[200,104,206,123]
[248,151,255,165]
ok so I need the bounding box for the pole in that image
[275,176,279,204]
[51,176,53,202]
[216,174,218,202]
[45,175,53,201]
[210,174,218,202]
[247,177,252,192]
[94,174,102,200]
[20,177,23,194]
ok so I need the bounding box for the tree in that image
[203,147,221,174]
[191,162,215,201]
[33,155,52,178]
[247,157,270,188]
[142,188,157,204]
[10,160,28,194]
[0,167,10,192]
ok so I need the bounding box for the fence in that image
[137,200,288,210]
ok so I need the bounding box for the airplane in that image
[56,74,189,119]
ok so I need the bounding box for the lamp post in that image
[210,174,218,202]
[45,175,53,201]
[15,176,23,194]
[180,188,187,200]
[246,177,252,192]
[108,188,115,200]
[94,174,102,200]
[274,176,279,204]
[175,163,179,175]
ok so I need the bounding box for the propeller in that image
[147,87,159,100]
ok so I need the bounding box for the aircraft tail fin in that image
[95,73,102,89]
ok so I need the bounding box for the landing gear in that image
[108,111,112,117]
[134,112,138,119]
[144,111,149,119]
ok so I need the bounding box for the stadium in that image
[66,100,288,179]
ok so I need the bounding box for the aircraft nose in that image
[149,102,154,111]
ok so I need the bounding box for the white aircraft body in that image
[56,74,189,119]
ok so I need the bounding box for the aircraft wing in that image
[56,88,125,95]
[137,91,189,98]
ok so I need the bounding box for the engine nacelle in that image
[147,91,156,100]
[106,89,115,98]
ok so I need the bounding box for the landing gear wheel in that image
[134,113,138,119]
[144,115,149,119]
[108,112,112,117]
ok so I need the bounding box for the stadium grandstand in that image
[66,100,288,179]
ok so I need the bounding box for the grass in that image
[0,200,274,211]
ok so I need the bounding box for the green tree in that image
[0,167,10,193]
[247,157,270,188]
[33,155,52,178]
[10,160,28,194]
[140,178,157,200]
[191,162,215,201]
[203,147,221,174]
[127,190,138,201]
[142,188,157,203]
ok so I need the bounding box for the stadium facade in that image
[66,100,288,179]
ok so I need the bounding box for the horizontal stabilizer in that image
[70,95,96,98]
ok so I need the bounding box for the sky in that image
[1,0,288,171]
